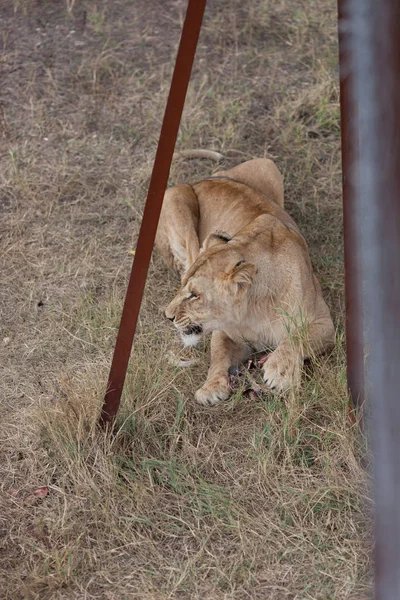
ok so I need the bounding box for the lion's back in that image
[193,179,280,246]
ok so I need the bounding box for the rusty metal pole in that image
[99,0,207,427]
[339,0,400,597]
[337,0,365,416]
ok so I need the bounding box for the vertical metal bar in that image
[337,0,365,415]
[99,0,207,427]
[339,0,400,597]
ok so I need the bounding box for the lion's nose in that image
[165,305,175,321]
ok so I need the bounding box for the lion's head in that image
[165,233,256,346]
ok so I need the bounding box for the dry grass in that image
[1,0,372,598]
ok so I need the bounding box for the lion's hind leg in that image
[155,184,200,279]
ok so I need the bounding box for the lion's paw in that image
[195,375,230,406]
[262,351,302,392]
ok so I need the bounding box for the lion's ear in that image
[227,260,256,293]
[201,231,232,252]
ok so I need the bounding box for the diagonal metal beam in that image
[100,0,208,427]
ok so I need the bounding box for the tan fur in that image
[155,158,335,405]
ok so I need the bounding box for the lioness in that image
[155,158,335,406]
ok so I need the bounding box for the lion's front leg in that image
[262,315,335,391]
[262,340,303,392]
[195,331,250,406]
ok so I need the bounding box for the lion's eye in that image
[188,292,198,300]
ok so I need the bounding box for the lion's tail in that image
[172,149,224,162]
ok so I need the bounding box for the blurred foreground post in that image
[338,0,400,597]
[99,0,207,427]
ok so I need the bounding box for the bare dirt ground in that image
[1,1,371,598]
